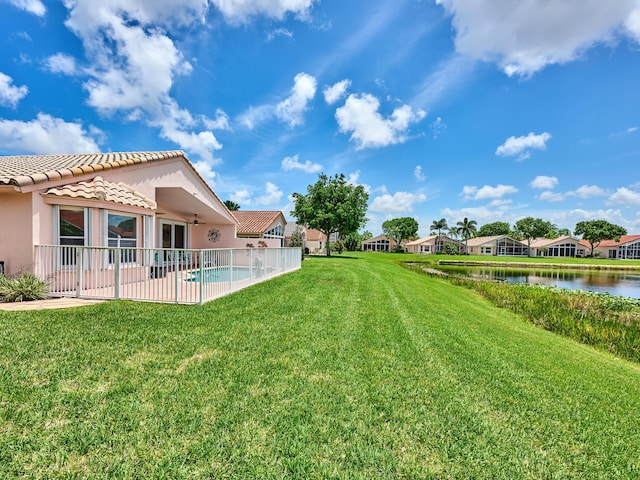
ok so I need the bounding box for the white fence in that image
[34,245,302,305]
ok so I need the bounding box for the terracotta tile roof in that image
[43,176,157,210]
[597,235,640,247]
[306,229,325,241]
[0,150,184,187]
[232,210,285,235]
[466,235,503,246]
[406,235,459,246]
[529,235,578,248]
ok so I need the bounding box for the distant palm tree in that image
[224,200,240,210]
[431,218,448,252]
[456,217,478,254]
[447,226,461,240]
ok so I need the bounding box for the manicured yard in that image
[1,253,640,478]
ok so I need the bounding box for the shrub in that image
[0,272,49,302]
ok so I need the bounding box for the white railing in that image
[34,245,302,305]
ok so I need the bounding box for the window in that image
[265,225,284,238]
[60,208,86,247]
[107,212,138,263]
[56,207,89,266]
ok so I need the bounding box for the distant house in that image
[361,235,402,252]
[593,235,640,259]
[232,210,287,247]
[529,236,587,258]
[466,235,529,256]
[305,229,327,254]
[284,222,305,246]
[405,235,463,254]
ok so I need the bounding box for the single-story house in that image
[593,235,640,259]
[405,235,464,254]
[232,210,286,247]
[0,150,281,276]
[283,223,326,254]
[529,236,588,258]
[305,229,326,254]
[466,235,529,256]
[361,235,402,252]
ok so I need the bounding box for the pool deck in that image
[0,298,105,311]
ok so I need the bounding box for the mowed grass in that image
[1,253,640,478]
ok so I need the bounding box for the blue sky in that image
[1,0,639,236]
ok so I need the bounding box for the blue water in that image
[434,266,640,299]
[185,267,252,283]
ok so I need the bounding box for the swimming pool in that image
[184,267,252,283]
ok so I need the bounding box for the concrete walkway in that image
[0,298,104,311]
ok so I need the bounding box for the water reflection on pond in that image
[433,266,640,299]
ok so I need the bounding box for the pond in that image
[432,265,640,299]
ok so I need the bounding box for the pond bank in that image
[437,259,640,271]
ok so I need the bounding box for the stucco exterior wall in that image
[0,190,33,274]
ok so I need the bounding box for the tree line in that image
[229,173,628,257]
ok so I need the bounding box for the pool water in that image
[185,267,252,283]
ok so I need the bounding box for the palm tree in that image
[430,218,448,252]
[447,226,461,240]
[456,217,478,254]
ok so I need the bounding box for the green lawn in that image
[2,253,640,478]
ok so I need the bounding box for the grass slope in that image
[1,253,639,478]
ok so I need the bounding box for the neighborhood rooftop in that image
[232,210,284,235]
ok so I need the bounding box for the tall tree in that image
[292,173,369,256]
[430,218,448,237]
[446,226,461,240]
[456,217,478,254]
[513,217,555,256]
[430,218,448,253]
[382,217,419,252]
[478,221,511,237]
[574,220,627,257]
[224,200,240,210]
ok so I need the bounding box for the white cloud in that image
[436,0,640,76]
[414,165,426,181]
[45,53,78,75]
[430,116,447,139]
[627,5,640,40]
[230,189,252,206]
[211,0,314,24]
[200,109,231,131]
[323,79,351,105]
[369,191,426,214]
[496,132,551,161]
[275,72,317,127]
[488,199,512,207]
[266,27,293,42]
[538,191,565,202]
[5,0,45,16]
[335,93,426,150]
[609,187,640,207]
[343,170,372,194]
[0,113,101,154]
[61,1,223,166]
[238,104,273,129]
[281,154,322,173]
[462,184,518,200]
[256,182,283,205]
[537,184,607,202]
[570,185,606,199]
[0,72,28,108]
[530,175,558,189]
